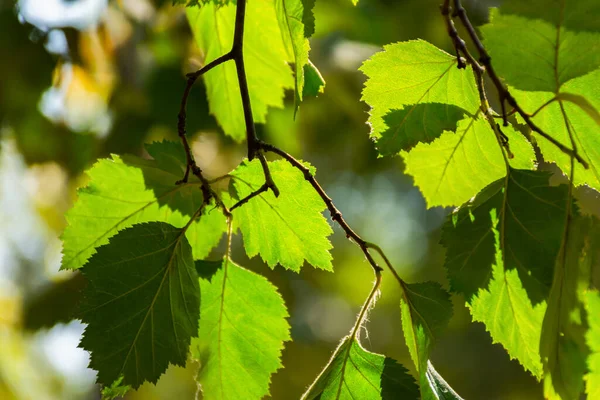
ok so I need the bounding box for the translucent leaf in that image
[401,116,535,208]
[275,0,311,111]
[586,290,600,398]
[302,336,419,400]
[444,170,572,377]
[61,140,226,269]
[468,210,546,378]
[187,1,293,141]
[360,40,479,155]
[500,0,600,32]
[193,258,290,399]
[512,69,600,192]
[541,216,600,399]
[78,222,199,388]
[229,159,333,271]
[481,7,600,92]
[400,282,454,400]
[442,169,569,304]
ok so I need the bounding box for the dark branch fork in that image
[441,0,588,168]
[177,0,403,280]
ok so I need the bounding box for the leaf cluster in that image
[56,0,600,399]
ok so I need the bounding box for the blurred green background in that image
[0,0,543,398]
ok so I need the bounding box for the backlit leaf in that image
[481,7,600,92]
[229,159,333,271]
[193,258,290,399]
[442,169,569,303]
[302,336,419,400]
[401,116,535,208]
[511,69,600,192]
[360,40,479,154]
[61,140,226,269]
[400,281,454,399]
[276,0,312,111]
[585,290,600,398]
[541,216,599,399]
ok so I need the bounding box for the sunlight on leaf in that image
[400,282,454,400]
[360,40,479,153]
[302,336,419,400]
[193,258,290,399]
[401,116,535,208]
[61,140,226,269]
[228,159,333,271]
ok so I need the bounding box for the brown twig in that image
[230,183,269,211]
[441,0,512,157]
[177,0,279,197]
[177,0,404,281]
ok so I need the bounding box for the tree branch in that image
[444,0,589,168]
[177,0,279,203]
[230,182,269,211]
[178,0,406,283]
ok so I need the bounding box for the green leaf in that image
[302,60,325,98]
[276,0,312,111]
[541,216,599,399]
[444,170,572,377]
[229,159,333,271]
[499,0,600,32]
[187,1,293,141]
[61,140,226,269]
[401,116,535,208]
[376,104,466,155]
[511,69,600,192]
[302,336,419,400]
[442,169,569,303]
[193,258,290,399]
[481,7,600,92]
[78,222,199,388]
[360,40,479,153]
[556,92,600,129]
[400,281,453,400]
[468,210,546,378]
[586,290,600,398]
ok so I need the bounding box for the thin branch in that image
[257,152,280,197]
[230,0,277,193]
[530,97,557,118]
[232,0,259,160]
[177,52,233,184]
[441,0,513,158]
[230,183,269,211]
[448,0,588,168]
[177,0,403,285]
[177,0,278,205]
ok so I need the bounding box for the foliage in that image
[6,0,599,398]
